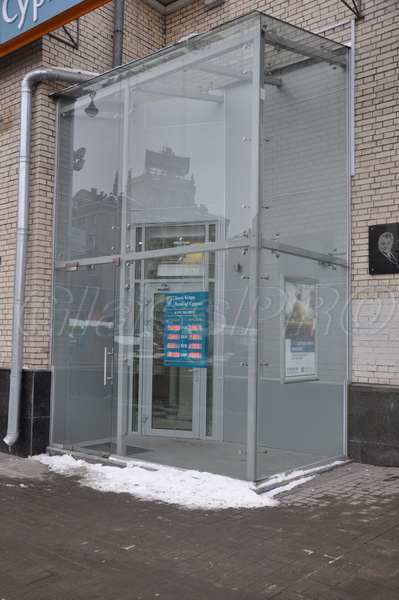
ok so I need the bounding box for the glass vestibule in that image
[51,12,349,481]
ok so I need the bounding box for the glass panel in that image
[259,13,348,70]
[55,84,124,262]
[255,25,349,481]
[52,263,118,450]
[144,224,206,279]
[60,13,263,103]
[123,30,257,243]
[256,250,348,480]
[217,246,251,455]
[151,292,194,432]
[261,54,348,256]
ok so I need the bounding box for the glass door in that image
[141,282,207,438]
[52,262,118,453]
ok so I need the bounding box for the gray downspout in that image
[4,67,98,450]
[113,0,125,68]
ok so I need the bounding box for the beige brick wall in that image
[164,0,349,45]
[349,1,399,385]
[0,41,44,369]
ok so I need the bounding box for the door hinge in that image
[66,262,78,271]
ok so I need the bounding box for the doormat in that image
[127,445,153,456]
[85,443,153,456]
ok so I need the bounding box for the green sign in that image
[164,291,209,368]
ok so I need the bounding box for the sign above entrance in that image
[0,0,112,57]
[164,291,208,368]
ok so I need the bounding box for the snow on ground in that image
[30,453,326,510]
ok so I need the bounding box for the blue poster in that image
[164,291,208,368]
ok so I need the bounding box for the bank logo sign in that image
[0,0,112,56]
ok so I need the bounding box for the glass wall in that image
[51,12,349,481]
[254,24,349,479]
[256,252,348,480]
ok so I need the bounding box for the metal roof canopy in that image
[57,11,348,109]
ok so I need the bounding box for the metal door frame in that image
[139,280,207,438]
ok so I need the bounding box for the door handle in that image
[103,347,114,385]
[189,368,200,382]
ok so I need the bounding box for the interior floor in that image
[79,436,330,481]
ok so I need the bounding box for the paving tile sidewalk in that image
[0,454,398,600]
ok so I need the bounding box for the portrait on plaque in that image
[369,223,399,274]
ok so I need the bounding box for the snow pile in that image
[32,453,316,510]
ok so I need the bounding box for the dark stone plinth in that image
[348,383,399,467]
[0,368,51,457]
